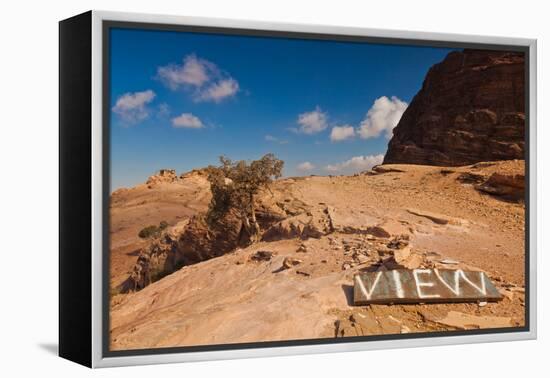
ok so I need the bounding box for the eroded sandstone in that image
[384,49,525,166]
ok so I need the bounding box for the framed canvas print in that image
[59,10,537,368]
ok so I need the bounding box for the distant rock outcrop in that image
[146,169,178,186]
[384,49,525,166]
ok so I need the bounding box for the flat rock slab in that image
[432,311,512,329]
[406,208,465,226]
[326,206,386,236]
[354,269,502,305]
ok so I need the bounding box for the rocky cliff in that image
[384,49,525,166]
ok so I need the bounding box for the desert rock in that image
[262,208,330,241]
[146,169,178,185]
[384,50,525,166]
[250,250,274,262]
[477,172,525,202]
[432,311,512,330]
[282,257,303,269]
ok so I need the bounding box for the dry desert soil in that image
[109,160,526,351]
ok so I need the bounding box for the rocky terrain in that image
[109,169,210,290]
[108,48,527,351]
[384,49,525,166]
[109,160,526,351]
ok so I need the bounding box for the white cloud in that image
[195,78,239,103]
[157,54,213,89]
[297,162,315,171]
[158,54,239,103]
[325,154,384,175]
[112,90,156,123]
[357,96,408,139]
[171,113,204,129]
[297,106,328,134]
[330,125,355,142]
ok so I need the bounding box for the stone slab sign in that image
[353,269,502,305]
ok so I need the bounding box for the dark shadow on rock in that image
[476,190,524,204]
[358,263,382,273]
[38,343,58,356]
[342,284,354,306]
[272,266,286,274]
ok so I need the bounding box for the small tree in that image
[206,154,283,241]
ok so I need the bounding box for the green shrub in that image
[138,221,168,239]
[138,225,159,239]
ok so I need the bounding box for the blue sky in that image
[109,27,456,190]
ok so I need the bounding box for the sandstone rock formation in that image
[120,181,397,292]
[109,169,211,289]
[146,169,178,185]
[261,208,331,241]
[477,172,525,202]
[121,192,289,292]
[384,49,525,166]
[456,159,525,202]
[121,210,251,291]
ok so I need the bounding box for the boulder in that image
[282,257,303,269]
[261,213,311,241]
[262,208,331,241]
[477,172,525,202]
[381,245,424,270]
[250,250,274,262]
[393,245,412,263]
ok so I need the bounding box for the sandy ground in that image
[109,161,525,350]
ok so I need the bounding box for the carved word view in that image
[353,269,502,305]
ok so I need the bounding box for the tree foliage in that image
[138,220,168,239]
[205,154,284,239]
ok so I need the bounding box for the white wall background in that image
[0,0,546,376]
